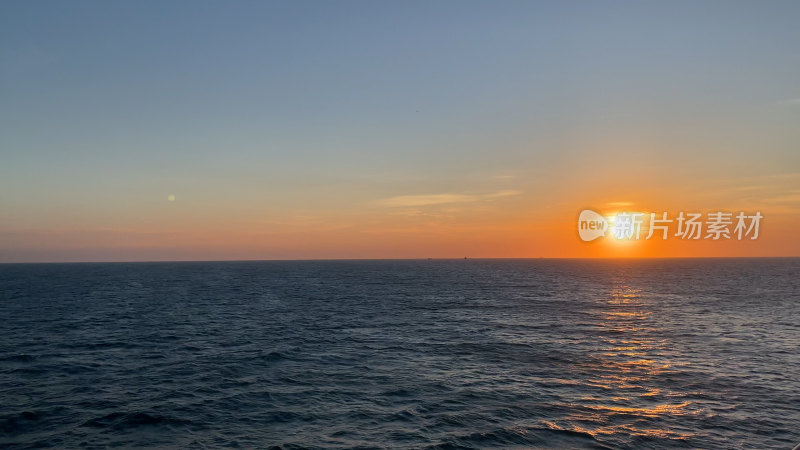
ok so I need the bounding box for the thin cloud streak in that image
[375,190,521,207]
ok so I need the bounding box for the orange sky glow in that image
[2,3,799,262]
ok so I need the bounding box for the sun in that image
[605,211,650,245]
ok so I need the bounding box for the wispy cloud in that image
[485,189,522,198]
[606,201,634,207]
[763,191,800,205]
[778,98,800,106]
[493,174,518,180]
[376,194,477,207]
[375,190,521,207]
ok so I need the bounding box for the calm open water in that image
[1,259,798,449]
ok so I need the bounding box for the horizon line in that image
[2,255,799,265]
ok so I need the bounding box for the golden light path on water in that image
[540,281,701,442]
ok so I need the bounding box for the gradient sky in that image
[2,0,799,262]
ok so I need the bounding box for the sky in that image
[1,0,799,262]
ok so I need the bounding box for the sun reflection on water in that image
[540,281,701,443]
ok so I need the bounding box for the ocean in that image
[1,259,798,449]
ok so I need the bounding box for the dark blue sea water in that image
[1,259,798,449]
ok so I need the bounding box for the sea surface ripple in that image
[1,259,798,448]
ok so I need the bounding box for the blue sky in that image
[2,1,799,261]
